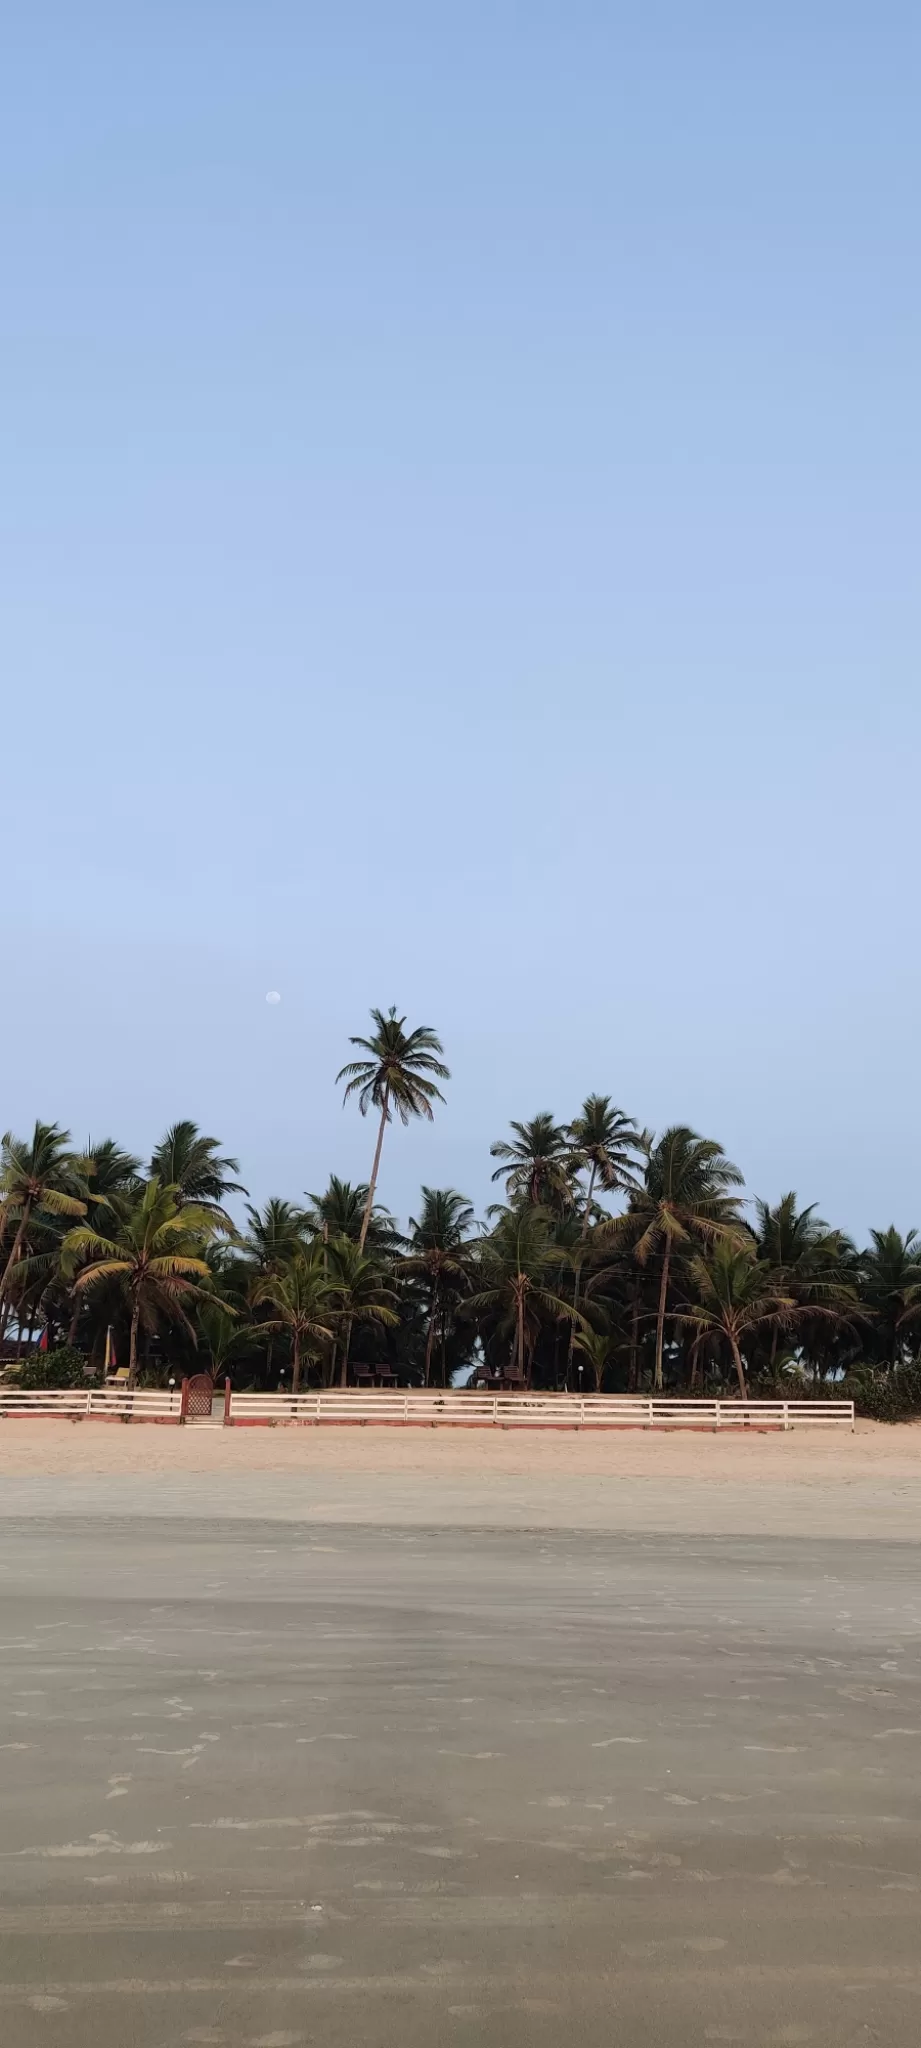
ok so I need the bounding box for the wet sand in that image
[1,1424,920,2043]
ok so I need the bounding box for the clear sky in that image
[3,3,919,1239]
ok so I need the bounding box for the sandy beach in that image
[1,1416,920,1541]
[3,1427,921,2047]
[1,1413,919,1479]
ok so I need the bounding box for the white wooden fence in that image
[226,1391,855,1430]
[0,1387,182,1420]
[0,1387,855,1429]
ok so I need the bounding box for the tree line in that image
[2,1007,920,1411]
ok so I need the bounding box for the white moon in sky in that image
[265,990,281,1005]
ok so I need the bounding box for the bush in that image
[843,1362,921,1423]
[17,1347,93,1389]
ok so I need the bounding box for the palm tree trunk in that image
[516,1291,527,1385]
[581,1162,598,1235]
[358,1092,389,1253]
[629,1284,640,1392]
[0,1200,32,1329]
[339,1319,352,1388]
[440,1313,447,1388]
[292,1333,301,1395]
[128,1302,141,1385]
[729,1332,749,1400]
[424,1294,437,1386]
[566,1166,597,1381]
[654,1245,671,1392]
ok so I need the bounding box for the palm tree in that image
[754,1193,856,1379]
[241,1197,308,1273]
[195,1297,253,1383]
[62,1179,218,1382]
[251,1250,336,1393]
[678,1241,793,1398]
[325,1238,399,1385]
[568,1097,644,1227]
[337,1010,449,1251]
[859,1227,921,1368]
[304,1176,402,1254]
[0,1123,88,1326]
[611,1126,744,1391]
[464,1205,585,1386]
[490,1114,575,1212]
[564,1097,644,1376]
[149,1122,246,1226]
[572,1323,617,1392]
[81,1139,143,1206]
[401,1188,475,1384]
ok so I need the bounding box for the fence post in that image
[223,1378,232,1427]
[179,1378,190,1425]
[715,1402,721,1430]
[493,1396,498,1426]
[783,1402,790,1432]
[86,1387,93,1417]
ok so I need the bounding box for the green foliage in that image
[11,1012,921,1403]
[18,1347,91,1389]
[337,1009,449,1125]
[149,1122,245,1228]
[844,1362,921,1423]
[338,1008,449,1253]
[490,1114,574,1212]
[63,1178,219,1381]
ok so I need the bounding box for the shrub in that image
[17,1347,93,1389]
[843,1362,921,1423]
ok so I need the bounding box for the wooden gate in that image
[185,1373,214,1419]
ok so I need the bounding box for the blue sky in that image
[3,3,919,1237]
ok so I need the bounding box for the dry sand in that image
[1,1417,920,1540]
[0,1413,919,1479]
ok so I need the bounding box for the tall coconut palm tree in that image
[678,1241,793,1398]
[304,1176,402,1255]
[858,1227,921,1368]
[568,1097,644,1228]
[251,1249,336,1393]
[80,1139,143,1206]
[0,1122,88,1326]
[754,1193,857,1377]
[241,1197,308,1274]
[337,1010,449,1251]
[149,1122,246,1227]
[62,1178,218,1382]
[610,1126,744,1391]
[489,1114,575,1212]
[564,1097,645,1375]
[401,1188,476,1384]
[325,1238,399,1385]
[464,1205,585,1386]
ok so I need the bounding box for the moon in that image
[265,990,281,1005]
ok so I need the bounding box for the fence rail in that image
[0,1388,182,1420]
[0,1386,855,1429]
[226,1391,854,1431]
